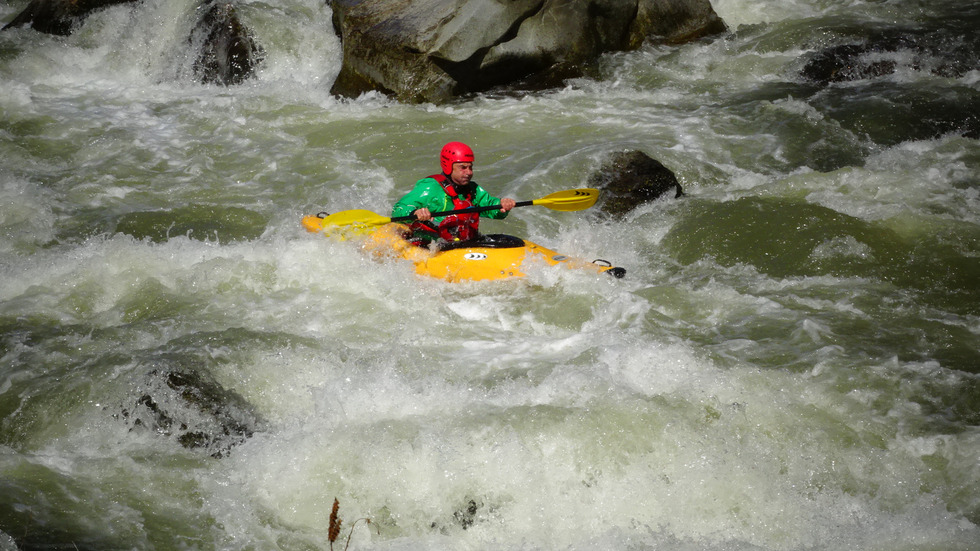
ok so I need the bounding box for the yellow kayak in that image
[302,215,625,282]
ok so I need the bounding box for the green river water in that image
[1,0,979,549]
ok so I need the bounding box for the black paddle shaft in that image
[391,200,534,223]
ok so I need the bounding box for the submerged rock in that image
[191,2,265,86]
[799,25,980,141]
[120,365,262,458]
[801,43,899,84]
[114,205,267,242]
[453,499,481,530]
[589,150,683,218]
[329,0,727,103]
[429,497,491,533]
[4,0,265,86]
[800,27,980,84]
[1,0,136,35]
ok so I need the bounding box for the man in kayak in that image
[392,141,516,246]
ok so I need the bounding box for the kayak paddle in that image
[304,188,600,232]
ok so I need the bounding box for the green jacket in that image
[391,176,509,224]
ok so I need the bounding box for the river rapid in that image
[2,0,979,549]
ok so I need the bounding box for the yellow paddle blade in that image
[531,188,599,211]
[319,209,393,230]
[301,210,394,239]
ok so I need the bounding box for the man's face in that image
[450,162,473,186]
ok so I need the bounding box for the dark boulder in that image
[329,0,727,103]
[191,2,265,86]
[589,150,683,218]
[2,0,136,35]
[630,0,728,46]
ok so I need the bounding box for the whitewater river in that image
[2,0,978,549]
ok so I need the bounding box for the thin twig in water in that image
[344,518,378,551]
[327,498,377,551]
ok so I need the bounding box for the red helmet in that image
[440,141,474,175]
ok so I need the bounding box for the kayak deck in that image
[414,233,625,281]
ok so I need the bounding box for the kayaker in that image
[392,141,516,246]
